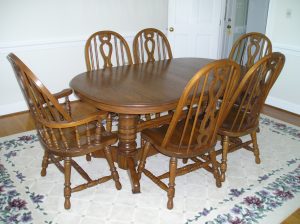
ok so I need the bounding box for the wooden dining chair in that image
[133,28,173,64]
[218,52,285,182]
[84,30,133,135]
[7,53,122,209]
[137,59,242,209]
[229,32,272,71]
[133,28,173,122]
[85,30,133,70]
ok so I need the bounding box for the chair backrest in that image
[7,54,73,150]
[161,60,241,152]
[7,53,72,123]
[133,28,173,64]
[7,53,105,153]
[85,30,133,70]
[229,32,272,70]
[224,52,285,132]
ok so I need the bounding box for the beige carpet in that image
[0,115,299,224]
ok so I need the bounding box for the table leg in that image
[117,114,140,193]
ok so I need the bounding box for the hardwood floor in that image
[0,111,35,137]
[262,104,300,127]
[0,101,97,137]
[0,102,299,223]
[282,208,300,224]
[0,102,299,138]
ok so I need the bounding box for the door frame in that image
[218,0,270,58]
[217,0,228,58]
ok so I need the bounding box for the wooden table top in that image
[70,58,214,114]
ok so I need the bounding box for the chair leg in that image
[220,135,229,182]
[64,157,72,209]
[41,150,49,177]
[137,142,151,180]
[106,113,112,132]
[103,146,122,190]
[251,131,261,164]
[86,153,92,161]
[167,157,177,210]
[210,150,221,188]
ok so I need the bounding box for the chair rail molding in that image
[272,43,300,56]
[0,32,136,53]
[0,33,138,116]
[1,35,298,116]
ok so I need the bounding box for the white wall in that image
[265,0,300,114]
[0,0,168,115]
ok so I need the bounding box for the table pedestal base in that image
[117,114,140,193]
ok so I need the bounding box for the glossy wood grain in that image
[85,30,133,70]
[133,28,173,64]
[70,58,213,114]
[85,30,133,132]
[229,32,272,71]
[7,53,122,209]
[137,60,241,209]
[218,52,285,182]
[133,28,173,122]
[70,58,214,193]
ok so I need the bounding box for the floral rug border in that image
[0,134,53,224]
[185,159,300,224]
[185,116,300,224]
[0,116,299,224]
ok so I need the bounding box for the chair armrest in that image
[39,111,108,129]
[53,88,73,99]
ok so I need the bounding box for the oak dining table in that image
[69,57,214,193]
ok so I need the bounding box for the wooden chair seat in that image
[39,118,117,157]
[142,120,213,158]
[218,105,258,137]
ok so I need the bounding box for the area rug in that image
[0,115,299,224]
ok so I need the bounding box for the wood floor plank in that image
[281,208,300,224]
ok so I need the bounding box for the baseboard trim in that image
[0,101,28,116]
[264,103,300,118]
[266,96,300,115]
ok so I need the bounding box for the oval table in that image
[70,57,214,193]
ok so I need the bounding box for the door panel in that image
[168,0,223,59]
[196,35,210,58]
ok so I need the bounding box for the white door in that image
[168,0,223,59]
[221,0,249,58]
